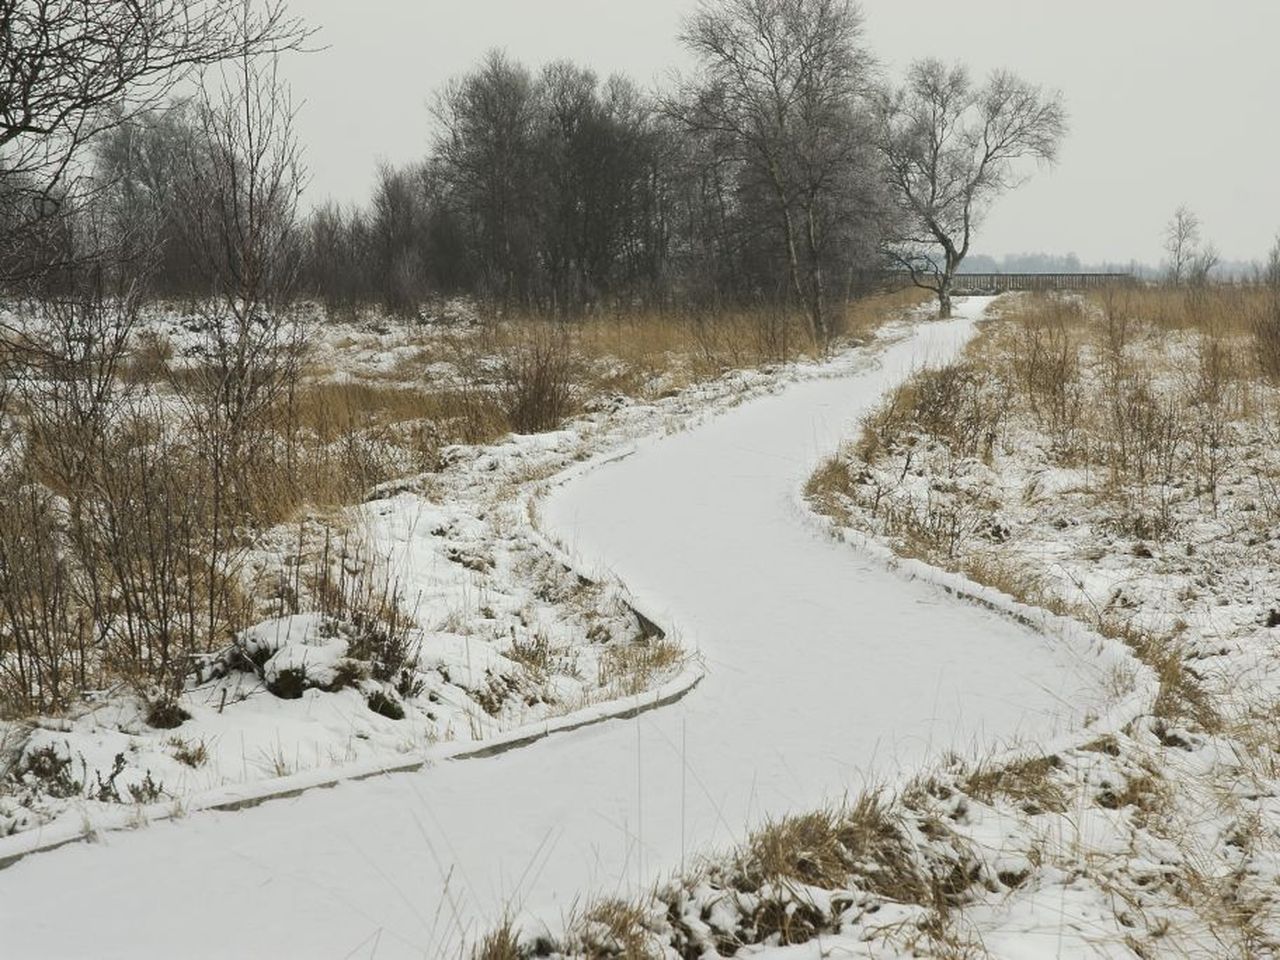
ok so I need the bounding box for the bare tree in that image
[1163,205,1204,287]
[173,48,308,643]
[93,102,203,295]
[0,0,309,282]
[673,0,873,346]
[874,60,1066,317]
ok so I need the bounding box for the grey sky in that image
[282,1,1278,265]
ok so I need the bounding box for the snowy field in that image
[0,299,1129,958]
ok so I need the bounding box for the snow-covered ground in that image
[0,299,1125,958]
[766,292,1280,959]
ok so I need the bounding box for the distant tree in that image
[538,65,663,311]
[1187,243,1219,288]
[674,0,875,346]
[177,53,305,315]
[1267,234,1280,288]
[1164,205,1202,287]
[1162,206,1223,287]
[367,163,433,314]
[93,103,202,294]
[874,60,1066,317]
[301,201,373,314]
[0,0,309,283]
[432,51,544,304]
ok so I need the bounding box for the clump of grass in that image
[958,554,1053,610]
[471,919,523,960]
[570,899,657,959]
[1095,768,1165,821]
[803,453,854,522]
[167,737,208,768]
[737,793,934,906]
[506,631,553,681]
[598,636,684,697]
[365,689,404,720]
[960,755,1067,815]
[1098,617,1221,734]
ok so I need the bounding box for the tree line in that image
[2,0,1070,340]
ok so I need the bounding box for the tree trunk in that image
[779,205,807,327]
[803,203,827,348]
[765,163,810,340]
[938,271,953,319]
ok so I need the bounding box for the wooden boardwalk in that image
[952,272,1134,292]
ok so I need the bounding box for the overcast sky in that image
[281,1,1278,266]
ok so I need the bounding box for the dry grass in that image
[811,285,1273,735]
[291,381,505,446]
[570,899,659,959]
[961,754,1068,815]
[471,920,523,960]
[1094,283,1271,337]
[476,782,985,957]
[262,289,928,518]
[737,792,935,905]
[1091,615,1220,734]
[168,736,208,768]
[598,636,685,698]
[803,452,855,524]
[487,288,931,398]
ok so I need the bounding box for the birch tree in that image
[674,0,873,347]
[875,60,1066,317]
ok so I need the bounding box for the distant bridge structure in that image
[951,272,1135,293]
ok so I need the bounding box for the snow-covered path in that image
[0,299,1112,959]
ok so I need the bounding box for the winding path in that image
[0,298,1111,959]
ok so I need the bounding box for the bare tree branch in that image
[874,59,1066,316]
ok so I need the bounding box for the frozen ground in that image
[0,299,1122,958]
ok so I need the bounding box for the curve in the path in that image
[0,298,1116,960]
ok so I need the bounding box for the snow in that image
[0,298,1120,958]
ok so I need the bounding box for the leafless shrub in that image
[0,481,85,714]
[497,330,578,433]
[1007,299,1084,457]
[88,419,246,706]
[861,361,1006,466]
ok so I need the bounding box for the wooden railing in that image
[951,272,1135,292]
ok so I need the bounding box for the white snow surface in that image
[0,299,1118,958]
